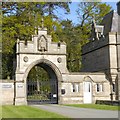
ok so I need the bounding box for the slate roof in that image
[101,10,119,35]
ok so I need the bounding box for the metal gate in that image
[27,79,58,104]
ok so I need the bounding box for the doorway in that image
[27,63,58,104]
[83,81,92,103]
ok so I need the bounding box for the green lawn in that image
[64,104,119,111]
[1,105,69,119]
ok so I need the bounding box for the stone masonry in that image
[1,2,120,105]
[81,2,120,100]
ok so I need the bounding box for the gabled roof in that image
[101,10,119,35]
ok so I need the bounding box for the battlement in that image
[16,27,66,55]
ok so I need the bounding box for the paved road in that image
[31,104,118,119]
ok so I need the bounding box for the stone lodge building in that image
[81,2,120,101]
[1,2,120,105]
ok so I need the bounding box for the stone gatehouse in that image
[1,2,120,105]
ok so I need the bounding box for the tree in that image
[57,20,87,72]
[76,2,112,27]
[2,2,70,79]
[57,2,112,72]
[2,2,112,77]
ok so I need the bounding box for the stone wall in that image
[15,27,69,105]
[117,1,120,101]
[0,80,14,105]
[81,32,118,74]
[1,72,111,105]
[60,73,111,104]
[81,8,120,101]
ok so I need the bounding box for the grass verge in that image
[64,104,119,111]
[2,105,70,119]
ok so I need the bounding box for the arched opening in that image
[27,62,58,104]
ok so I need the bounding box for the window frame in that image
[96,83,103,93]
[72,83,80,93]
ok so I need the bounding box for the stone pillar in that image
[117,1,120,101]
[117,34,120,101]
[15,72,27,105]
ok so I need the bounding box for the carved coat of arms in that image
[38,35,47,52]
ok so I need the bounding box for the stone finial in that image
[91,19,98,40]
[17,38,20,43]
[37,17,47,35]
[91,18,104,41]
[34,26,37,35]
[41,17,44,29]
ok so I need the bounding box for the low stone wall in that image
[96,100,119,106]
[0,80,14,105]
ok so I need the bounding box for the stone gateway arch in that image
[14,26,111,105]
[24,59,62,104]
[14,2,120,105]
[15,28,68,105]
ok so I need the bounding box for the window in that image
[61,89,65,95]
[58,42,61,48]
[72,83,75,92]
[112,83,115,92]
[96,84,99,92]
[96,83,103,92]
[75,84,79,92]
[88,83,91,92]
[72,83,79,92]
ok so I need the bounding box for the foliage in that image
[56,2,111,72]
[57,20,89,72]
[27,65,49,81]
[76,2,112,26]
[2,53,14,79]
[2,2,70,79]
[27,65,51,94]
[2,2,112,78]
[61,2,112,72]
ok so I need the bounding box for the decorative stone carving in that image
[38,35,47,52]
[23,56,28,62]
[57,57,62,63]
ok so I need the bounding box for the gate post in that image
[14,73,27,105]
[57,81,62,104]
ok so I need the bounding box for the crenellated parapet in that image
[16,27,66,55]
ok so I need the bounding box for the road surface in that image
[31,104,118,119]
